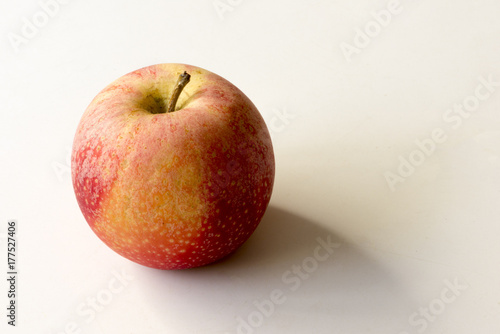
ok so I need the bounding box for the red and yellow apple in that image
[71,63,275,270]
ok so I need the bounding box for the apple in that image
[71,63,275,270]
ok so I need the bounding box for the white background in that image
[1,0,500,333]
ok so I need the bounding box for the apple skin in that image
[71,63,275,270]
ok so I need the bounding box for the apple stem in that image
[167,71,191,113]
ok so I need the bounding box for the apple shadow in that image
[195,205,341,272]
[132,206,411,331]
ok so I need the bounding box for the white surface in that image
[1,0,500,333]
